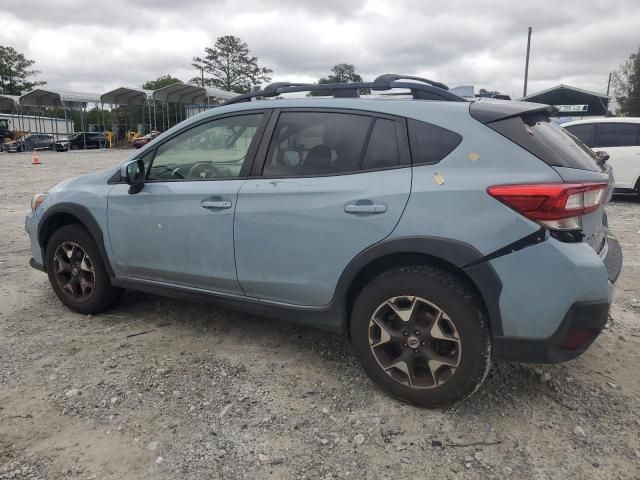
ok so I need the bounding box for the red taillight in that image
[487,182,608,231]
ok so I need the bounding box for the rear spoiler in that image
[470,99,557,124]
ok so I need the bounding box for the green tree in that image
[191,36,272,93]
[142,74,183,90]
[613,46,640,116]
[310,63,368,96]
[0,45,46,95]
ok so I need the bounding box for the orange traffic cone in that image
[32,149,41,165]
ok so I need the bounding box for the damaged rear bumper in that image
[493,235,621,363]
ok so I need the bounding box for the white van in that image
[563,118,640,193]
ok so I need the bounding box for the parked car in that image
[25,75,621,407]
[54,132,106,151]
[2,134,54,152]
[132,131,160,149]
[563,118,640,194]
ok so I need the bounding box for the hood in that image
[49,167,117,193]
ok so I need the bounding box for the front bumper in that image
[493,235,622,363]
[25,211,45,270]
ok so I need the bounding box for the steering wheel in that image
[188,162,222,179]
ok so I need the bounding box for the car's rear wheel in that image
[350,266,491,408]
[45,224,122,314]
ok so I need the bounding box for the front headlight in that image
[31,193,48,210]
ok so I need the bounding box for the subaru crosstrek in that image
[25,75,622,407]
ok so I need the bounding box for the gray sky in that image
[1,0,638,98]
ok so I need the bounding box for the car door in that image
[39,135,53,149]
[592,122,640,189]
[107,111,269,294]
[24,135,36,150]
[234,109,412,307]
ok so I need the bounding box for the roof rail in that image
[373,74,449,91]
[222,74,465,106]
[261,82,311,95]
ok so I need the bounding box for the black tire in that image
[350,266,491,408]
[45,224,123,314]
[70,144,80,150]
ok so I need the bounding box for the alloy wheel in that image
[52,241,96,301]
[368,295,462,389]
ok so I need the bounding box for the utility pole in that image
[606,72,612,96]
[523,26,532,97]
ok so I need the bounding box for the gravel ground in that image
[1,149,639,480]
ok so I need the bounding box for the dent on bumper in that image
[490,237,610,339]
[491,234,621,364]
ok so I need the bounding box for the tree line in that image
[2,37,640,116]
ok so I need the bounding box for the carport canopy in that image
[101,87,153,106]
[0,94,20,110]
[152,83,236,104]
[19,89,101,109]
[520,84,611,116]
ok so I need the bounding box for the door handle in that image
[201,200,232,209]
[344,203,387,214]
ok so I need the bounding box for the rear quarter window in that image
[487,114,601,172]
[407,119,462,165]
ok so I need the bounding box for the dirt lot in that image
[0,149,639,480]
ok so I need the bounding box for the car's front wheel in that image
[350,266,491,408]
[45,224,122,314]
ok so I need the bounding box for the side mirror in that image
[121,158,145,194]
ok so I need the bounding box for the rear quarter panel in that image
[390,103,563,254]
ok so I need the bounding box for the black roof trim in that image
[470,100,556,124]
[222,74,466,106]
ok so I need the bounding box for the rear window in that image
[407,119,462,165]
[487,114,601,172]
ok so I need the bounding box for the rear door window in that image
[407,119,462,165]
[595,123,640,147]
[361,118,401,170]
[564,123,596,147]
[262,111,371,176]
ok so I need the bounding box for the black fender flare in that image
[37,202,115,277]
[332,236,504,336]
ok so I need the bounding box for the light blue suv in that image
[25,75,622,407]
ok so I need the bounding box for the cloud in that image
[1,0,638,99]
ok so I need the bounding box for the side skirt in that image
[111,277,346,334]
